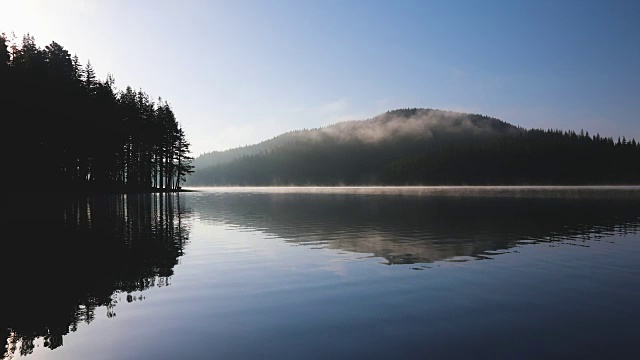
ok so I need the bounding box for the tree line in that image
[0,33,193,192]
[383,128,640,185]
[188,109,640,186]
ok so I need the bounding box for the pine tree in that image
[84,59,97,93]
[0,33,9,68]
[71,54,82,81]
[174,128,194,189]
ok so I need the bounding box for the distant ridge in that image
[189,108,640,186]
[193,108,517,170]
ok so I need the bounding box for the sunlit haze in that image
[2,0,639,156]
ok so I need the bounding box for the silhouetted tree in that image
[3,33,193,192]
[0,33,9,68]
[174,128,195,188]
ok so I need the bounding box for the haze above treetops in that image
[193,108,517,168]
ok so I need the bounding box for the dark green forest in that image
[189,109,640,186]
[1,33,193,192]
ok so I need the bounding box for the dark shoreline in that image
[182,184,640,188]
[18,187,199,196]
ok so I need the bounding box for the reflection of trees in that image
[2,193,191,359]
[192,190,640,265]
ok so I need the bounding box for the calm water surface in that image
[4,187,640,359]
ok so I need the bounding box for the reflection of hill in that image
[2,193,191,359]
[191,188,640,265]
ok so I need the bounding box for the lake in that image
[3,186,640,359]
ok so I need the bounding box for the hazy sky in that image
[2,0,639,155]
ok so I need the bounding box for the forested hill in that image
[193,109,518,170]
[189,108,640,186]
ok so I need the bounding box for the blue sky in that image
[2,0,639,155]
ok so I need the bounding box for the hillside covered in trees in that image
[1,33,193,192]
[189,108,640,186]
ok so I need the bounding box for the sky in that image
[2,0,639,156]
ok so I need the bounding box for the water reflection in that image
[2,193,191,359]
[4,188,640,359]
[190,187,640,265]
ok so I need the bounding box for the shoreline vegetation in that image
[2,33,194,194]
[48,187,198,195]
[13,186,198,198]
